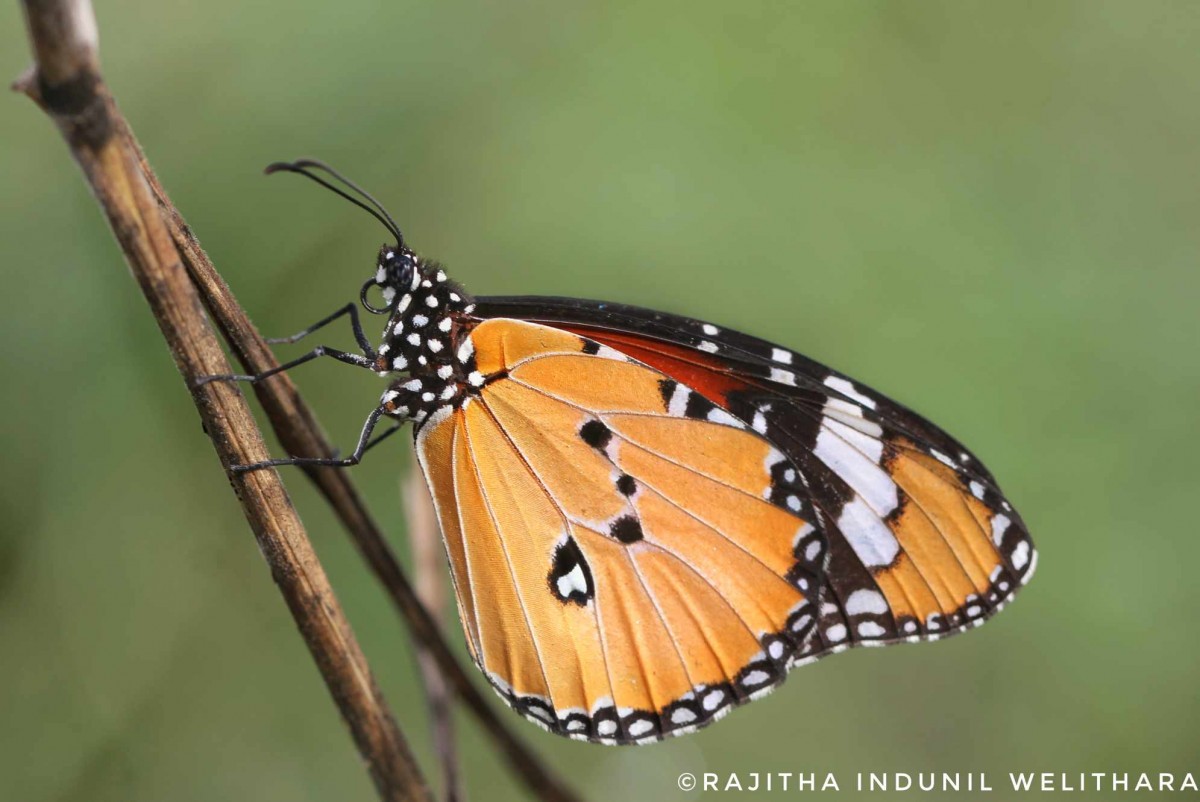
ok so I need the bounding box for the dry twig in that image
[138,167,578,802]
[15,1,429,800]
[15,2,580,801]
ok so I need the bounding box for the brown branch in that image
[109,16,580,802]
[134,103,583,802]
[14,2,430,801]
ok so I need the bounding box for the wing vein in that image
[460,410,558,708]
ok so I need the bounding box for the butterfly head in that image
[264,158,478,412]
[369,246,476,380]
[361,244,419,314]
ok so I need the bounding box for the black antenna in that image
[265,159,405,247]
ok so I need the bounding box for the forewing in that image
[473,297,1036,658]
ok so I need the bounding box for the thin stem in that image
[119,27,581,802]
[133,132,583,802]
[15,3,429,801]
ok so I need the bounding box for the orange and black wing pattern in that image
[449,298,1037,741]
[417,319,825,743]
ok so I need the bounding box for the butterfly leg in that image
[327,419,407,460]
[265,302,374,354]
[361,420,407,455]
[230,405,390,473]
[195,346,376,387]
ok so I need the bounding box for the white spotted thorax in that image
[366,245,481,425]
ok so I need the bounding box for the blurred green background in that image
[3,2,1198,800]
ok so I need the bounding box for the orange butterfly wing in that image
[417,319,823,743]
[552,321,1036,650]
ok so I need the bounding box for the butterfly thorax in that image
[365,246,482,425]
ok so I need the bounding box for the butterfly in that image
[223,160,1037,746]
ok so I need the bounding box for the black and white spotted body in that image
[364,245,482,425]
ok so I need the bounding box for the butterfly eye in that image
[389,255,414,291]
[361,248,414,314]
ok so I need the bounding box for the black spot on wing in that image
[609,515,644,543]
[548,536,594,605]
[657,378,677,407]
[683,390,716,420]
[579,419,612,450]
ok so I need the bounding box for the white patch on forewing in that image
[666,384,691,417]
[825,397,863,419]
[555,563,589,599]
[698,340,719,353]
[1011,539,1030,571]
[770,367,797,386]
[931,449,957,468]
[706,407,743,428]
[838,497,900,567]
[751,404,771,434]
[824,375,877,409]
[702,323,720,336]
[595,345,626,361]
[771,347,793,365]
[990,513,1011,546]
[820,397,887,439]
[970,480,986,500]
[813,419,898,516]
[825,623,847,643]
[844,588,889,616]
[1022,549,1038,584]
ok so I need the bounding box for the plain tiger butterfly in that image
[219,160,1037,746]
